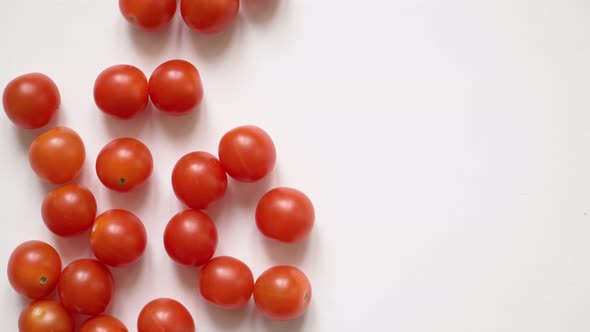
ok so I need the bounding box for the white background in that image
[0,0,589,331]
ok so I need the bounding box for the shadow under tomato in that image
[100,103,152,139]
[257,312,308,332]
[14,107,65,151]
[104,178,152,214]
[173,262,198,292]
[126,21,173,57]
[188,18,241,61]
[50,232,93,265]
[155,102,202,141]
[230,169,279,206]
[106,255,148,316]
[205,301,255,330]
[261,234,312,266]
[242,0,281,24]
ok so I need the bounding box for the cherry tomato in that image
[199,256,254,309]
[29,126,85,184]
[148,60,203,115]
[94,65,148,119]
[180,0,239,34]
[96,138,153,192]
[58,259,114,315]
[172,151,227,210]
[253,265,312,321]
[79,315,128,332]
[137,298,195,332]
[119,0,177,31]
[19,300,74,332]
[90,209,147,267]
[2,73,60,129]
[164,210,217,267]
[7,241,61,299]
[42,184,97,237]
[218,125,276,182]
[256,187,315,243]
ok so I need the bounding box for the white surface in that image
[1,0,590,331]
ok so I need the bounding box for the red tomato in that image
[218,125,276,182]
[90,209,147,267]
[148,60,203,115]
[164,210,218,267]
[94,65,148,119]
[199,256,254,309]
[137,298,195,332]
[79,315,128,332]
[2,73,60,129]
[172,151,227,210]
[119,0,177,31]
[58,259,114,315]
[19,300,74,332]
[42,184,97,237]
[256,187,315,243]
[7,241,62,299]
[180,0,239,33]
[29,126,85,184]
[96,138,153,192]
[253,265,312,321]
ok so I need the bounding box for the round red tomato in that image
[256,187,315,243]
[2,73,60,129]
[90,209,147,267]
[19,300,74,332]
[137,298,195,332]
[42,184,97,237]
[172,151,227,210]
[253,265,312,321]
[7,241,62,299]
[29,126,85,184]
[94,65,148,119]
[148,59,203,115]
[180,0,239,33]
[96,138,153,192]
[218,125,276,182]
[199,256,254,309]
[119,0,177,31]
[79,315,128,332]
[164,210,217,267]
[58,259,114,315]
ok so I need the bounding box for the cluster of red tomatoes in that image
[120,0,239,33]
[3,2,314,331]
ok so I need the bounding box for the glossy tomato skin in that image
[96,138,153,192]
[148,60,203,115]
[164,210,218,267]
[58,259,114,315]
[19,300,74,332]
[79,315,128,332]
[137,298,195,332]
[120,0,177,31]
[7,241,62,299]
[256,187,315,243]
[253,265,312,321]
[29,126,86,184]
[172,152,227,210]
[2,73,60,129]
[94,65,148,119]
[180,0,239,33]
[199,256,254,309]
[42,184,97,237]
[218,125,276,182]
[90,209,147,267]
